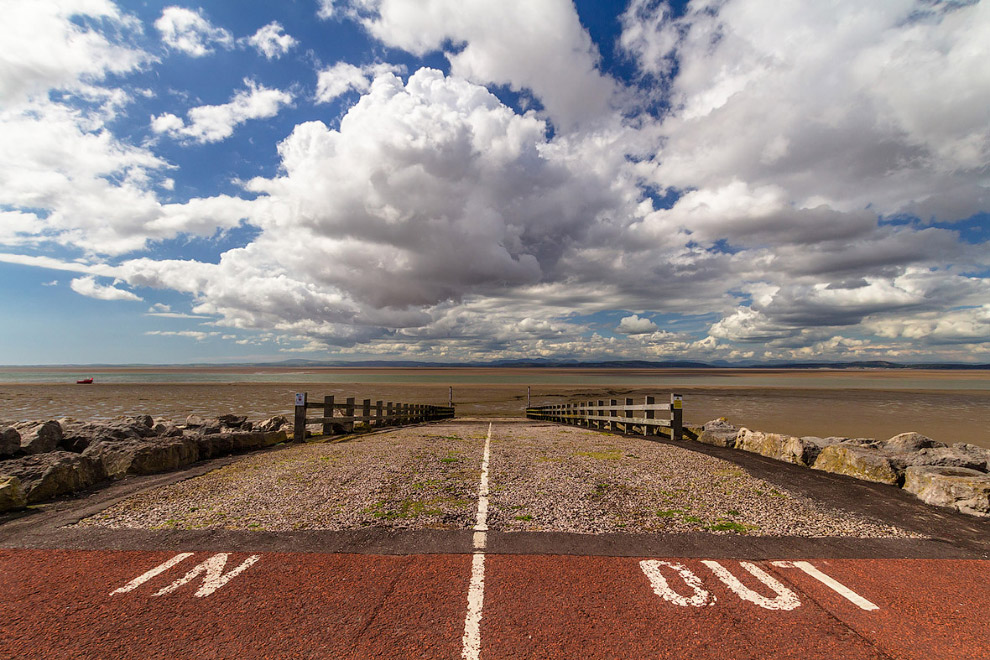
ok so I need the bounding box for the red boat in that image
[76,378,94,384]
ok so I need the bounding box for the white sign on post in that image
[295,393,307,406]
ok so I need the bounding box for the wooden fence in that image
[292,392,455,442]
[526,394,683,440]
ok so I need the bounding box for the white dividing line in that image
[462,422,492,660]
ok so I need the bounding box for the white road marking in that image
[772,561,879,611]
[111,552,193,595]
[640,560,715,607]
[153,553,261,598]
[462,422,492,660]
[702,560,801,611]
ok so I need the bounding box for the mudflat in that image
[1,368,988,448]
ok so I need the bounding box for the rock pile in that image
[695,419,990,517]
[0,414,288,513]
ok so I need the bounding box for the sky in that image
[0,0,988,365]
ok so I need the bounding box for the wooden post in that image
[293,392,307,442]
[449,386,453,409]
[527,386,531,410]
[322,395,334,436]
[644,395,655,436]
[361,399,371,431]
[624,397,634,434]
[376,400,383,428]
[609,399,617,432]
[344,397,355,433]
[597,400,604,430]
[671,393,683,441]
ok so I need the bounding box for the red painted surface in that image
[0,549,987,659]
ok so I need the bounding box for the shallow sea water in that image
[1,368,988,448]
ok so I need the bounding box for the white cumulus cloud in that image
[616,314,659,335]
[70,275,142,301]
[246,22,297,59]
[155,6,233,57]
[151,79,293,143]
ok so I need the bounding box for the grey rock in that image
[696,418,739,448]
[696,428,739,448]
[839,437,882,448]
[736,428,833,467]
[1,427,20,458]
[152,421,184,437]
[256,416,288,433]
[702,418,737,432]
[883,432,946,453]
[15,421,62,455]
[948,444,990,472]
[218,414,248,429]
[0,475,27,512]
[3,451,107,503]
[196,430,287,459]
[890,446,988,473]
[903,465,990,517]
[812,445,901,485]
[84,437,200,479]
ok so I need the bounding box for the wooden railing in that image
[526,394,683,440]
[292,392,455,442]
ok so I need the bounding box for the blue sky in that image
[1,0,988,365]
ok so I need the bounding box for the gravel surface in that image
[76,419,919,537]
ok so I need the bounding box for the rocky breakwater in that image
[0,414,288,513]
[695,419,990,517]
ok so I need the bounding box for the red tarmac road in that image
[1,548,987,659]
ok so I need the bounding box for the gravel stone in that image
[75,420,919,538]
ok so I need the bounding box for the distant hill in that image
[6,359,990,369]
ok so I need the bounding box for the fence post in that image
[527,386,531,409]
[671,393,683,441]
[609,399,617,432]
[644,395,655,436]
[449,386,453,409]
[344,397,355,433]
[597,400,604,430]
[322,395,334,436]
[376,400,383,428]
[624,397,633,434]
[293,392,307,442]
[361,399,371,431]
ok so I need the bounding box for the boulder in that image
[696,419,739,448]
[0,476,27,512]
[736,429,833,467]
[2,451,107,503]
[812,445,901,485]
[152,420,184,437]
[1,427,20,458]
[883,432,946,453]
[218,414,248,429]
[84,437,200,479]
[889,446,989,473]
[903,465,990,517]
[58,417,158,453]
[196,430,287,459]
[255,415,287,433]
[948,444,990,472]
[15,421,62,455]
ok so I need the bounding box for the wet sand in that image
[1,369,988,448]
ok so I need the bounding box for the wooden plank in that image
[344,397,355,433]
